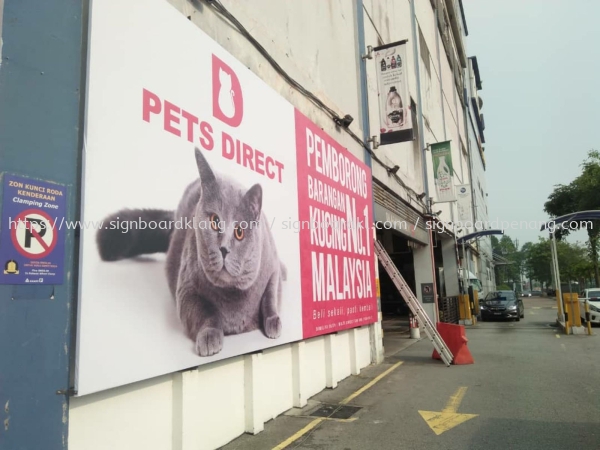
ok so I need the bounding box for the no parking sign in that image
[0,174,67,284]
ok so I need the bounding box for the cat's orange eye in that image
[234,225,244,241]
[210,213,220,232]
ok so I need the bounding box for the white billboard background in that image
[77,0,303,395]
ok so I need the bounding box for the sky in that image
[463,0,600,247]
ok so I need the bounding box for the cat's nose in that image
[220,247,229,259]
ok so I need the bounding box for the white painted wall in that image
[69,328,372,450]
[363,0,425,209]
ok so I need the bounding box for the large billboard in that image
[77,0,377,395]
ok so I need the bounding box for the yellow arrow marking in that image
[418,387,478,435]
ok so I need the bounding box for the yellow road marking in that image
[272,361,403,449]
[293,416,358,423]
[322,417,357,423]
[340,361,403,405]
[443,386,468,413]
[555,334,560,338]
[418,387,478,436]
[272,418,324,450]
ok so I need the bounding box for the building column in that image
[413,242,437,321]
[0,1,85,448]
[441,236,460,297]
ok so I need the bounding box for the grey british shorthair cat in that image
[96,148,286,356]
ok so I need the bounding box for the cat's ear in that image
[195,148,217,185]
[242,184,262,221]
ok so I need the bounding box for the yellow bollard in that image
[569,293,581,327]
[562,292,571,334]
[471,290,478,324]
[459,294,471,322]
[585,300,593,336]
[473,290,480,313]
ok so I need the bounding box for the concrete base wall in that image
[69,327,372,450]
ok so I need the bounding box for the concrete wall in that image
[69,327,371,450]
[363,0,425,209]
[170,0,364,162]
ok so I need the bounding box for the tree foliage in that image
[521,238,594,287]
[492,233,595,289]
[492,235,523,286]
[544,150,600,285]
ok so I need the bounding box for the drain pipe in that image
[355,0,384,364]
[356,0,373,171]
[410,0,440,324]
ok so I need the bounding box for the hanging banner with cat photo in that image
[431,141,456,202]
[76,0,377,396]
[373,40,413,145]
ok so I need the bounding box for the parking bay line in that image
[272,361,404,450]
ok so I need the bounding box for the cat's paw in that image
[195,327,224,356]
[264,315,281,339]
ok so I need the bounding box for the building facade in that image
[465,54,496,297]
[0,1,494,449]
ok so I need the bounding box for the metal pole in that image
[428,225,440,324]
[550,231,565,323]
[462,240,468,294]
[585,300,593,335]
[462,239,471,321]
[450,205,462,297]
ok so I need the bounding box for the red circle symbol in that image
[10,209,57,259]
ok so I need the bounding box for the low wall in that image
[69,326,372,450]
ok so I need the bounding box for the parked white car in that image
[579,289,600,325]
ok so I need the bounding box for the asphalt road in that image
[223,296,600,450]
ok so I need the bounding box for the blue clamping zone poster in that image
[0,173,67,285]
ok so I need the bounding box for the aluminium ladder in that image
[374,240,453,366]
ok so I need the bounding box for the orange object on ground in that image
[432,322,474,365]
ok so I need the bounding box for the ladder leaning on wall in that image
[374,240,454,366]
